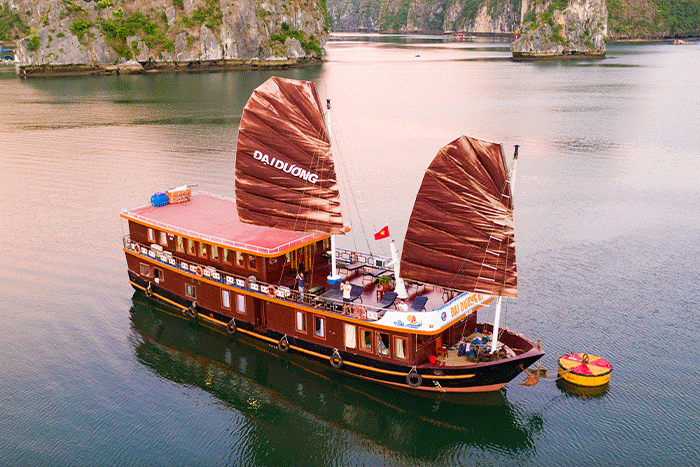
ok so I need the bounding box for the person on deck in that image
[296,271,305,301]
[341,280,352,314]
[397,299,408,312]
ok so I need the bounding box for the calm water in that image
[1,35,699,466]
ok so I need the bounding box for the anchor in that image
[518,360,549,386]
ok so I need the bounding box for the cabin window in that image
[236,293,245,314]
[269,257,278,269]
[187,238,196,256]
[185,284,196,299]
[314,316,325,338]
[235,251,245,268]
[198,241,207,259]
[296,311,306,333]
[248,254,257,271]
[159,231,168,246]
[223,248,231,264]
[154,268,163,283]
[417,334,425,348]
[360,328,372,352]
[284,252,291,264]
[211,246,219,261]
[139,263,153,278]
[344,324,356,349]
[395,337,407,359]
[176,236,185,253]
[222,290,230,309]
[147,228,155,242]
[322,238,330,250]
[377,332,390,356]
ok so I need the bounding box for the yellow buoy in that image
[558,352,612,387]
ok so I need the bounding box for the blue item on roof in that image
[151,192,169,207]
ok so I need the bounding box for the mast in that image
[491,144,519,353]
[324,98,342,285]
[390,240,408,299]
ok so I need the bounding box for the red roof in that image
[121,192,326,256]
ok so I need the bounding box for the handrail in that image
[124,236,392,320]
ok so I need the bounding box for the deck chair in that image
[379,291,397,308]
[410,296,428,312]
[435,337,448,359]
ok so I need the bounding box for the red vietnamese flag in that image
[374,226,390,240]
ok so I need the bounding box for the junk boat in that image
[121,77,544,394]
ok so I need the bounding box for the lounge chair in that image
[410,296,428,312]
[379,291,397,308]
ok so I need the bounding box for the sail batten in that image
[235,77,344,235]
[400,135,517,297]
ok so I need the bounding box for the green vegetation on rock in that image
[269,21,322,55]
[607,0,700,37]
[0,3,30,41]
[378,0,411,30]
[98,8,168,59]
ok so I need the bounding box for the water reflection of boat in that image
[129,295,543,458]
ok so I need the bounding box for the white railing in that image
[124,236,394,320]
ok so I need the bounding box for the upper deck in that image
[121,192,327,256]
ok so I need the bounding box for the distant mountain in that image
[327,0,700,39]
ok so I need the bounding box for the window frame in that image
[176,236,185,253]
[147,228,155,243]
[159,231,168,247]
[236,293,246,314]
[313,315,325,339]
[359,327,373,352]
[394,337,407,359]
[139,262,153,278]
[344,323,357,349]
[248,254,257,271]
[296,310,307,333]
[185,284,196,299]
[211,245,219,262]
[187,238,196,256]
[376,332,391,357]
[221,289,231,309]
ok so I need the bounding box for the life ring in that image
[581,353,590,364]
[353,306,366,320]
[226,319,237,335]
[267,285,277,298]
[187,302,198,319]
[350,252,358,264]
[406,372,422,388]
[195,266,203,277]
[330,352,343,369]
[278,336,289,352]
[145,283,153,297]
[132,243,140,253]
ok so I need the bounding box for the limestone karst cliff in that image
[2,0,328,74]
[328,0,521,33]
[326,0,699,39]
[510,0,608,58]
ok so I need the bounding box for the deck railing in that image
[124,236,395,321]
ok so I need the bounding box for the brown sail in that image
[235,77,344,234]
[400,136,517,297]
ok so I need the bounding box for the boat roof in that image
[121,192,327,256]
